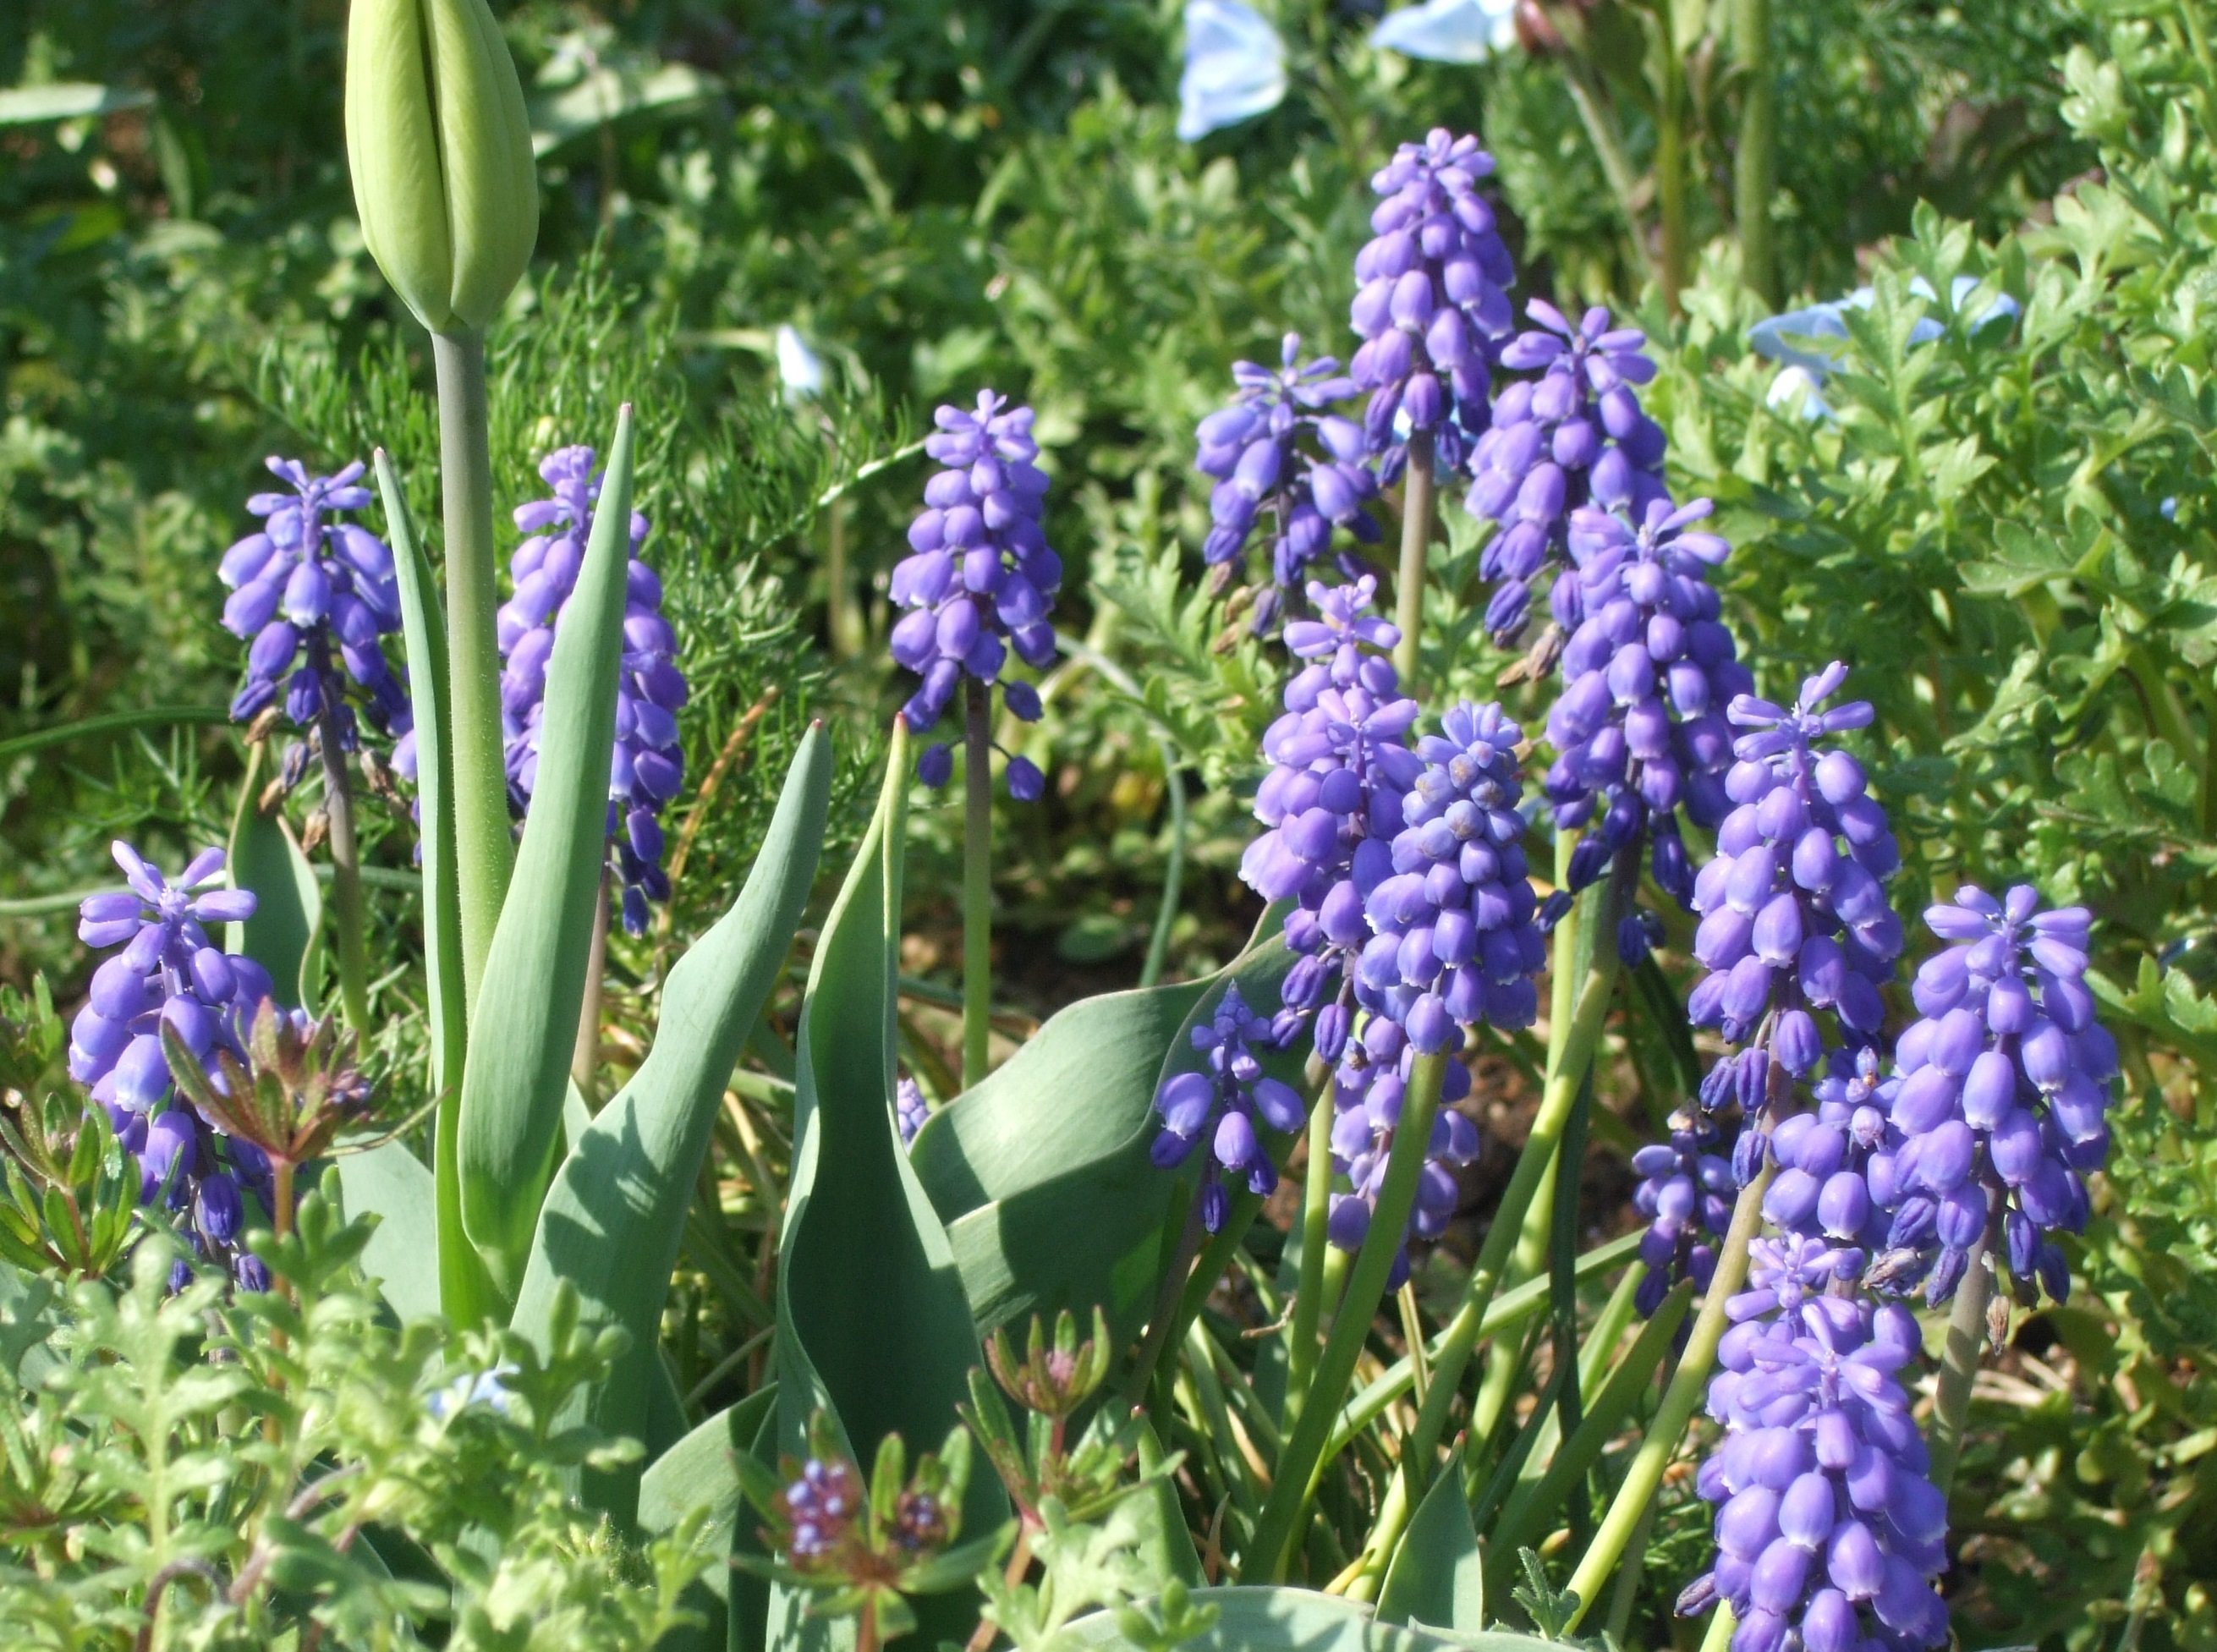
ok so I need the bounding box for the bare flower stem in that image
[963,681,994,1089]
[1927,1216,1998,1495]
[570,870,609,1105]
[1391,443,1437,689]
[315,710,370,1032]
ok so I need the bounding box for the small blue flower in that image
[1177,0,1287,142]
[1369,0,1517,63]
[1749,276,2020,417]
[776,323,826,403]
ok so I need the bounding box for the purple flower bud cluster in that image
[781,1457,863,1567]
[897,1075,930,1147]
[1323,1014,1478,1284]
[1466,302,1669,642]
[218,458,411,787]
[1870,887,2115,1307]
[1194,334,1380,633]
[1630,1104,1734,1314]
[1759,1046,1894,1257]
[1348,129,1515,481]
[1150,983,1308,1232]
[1689,665,1902,1126]
[1543,497,1751,916]
[69,842,278,1290]
[890,391,1058,801]
[497,446,688,936]
[1680,1236,1950,1652]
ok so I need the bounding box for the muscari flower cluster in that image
[1682,1236,1951,1652]
[219,457,411,788]
[890,392,1058,800]
[1465,302,1669,643]
[1543,497,1750,930]
[1149,983,1308,1233]
[1871,886,2115,1308]
[69,843,277,1289]
[1194,334,1380,632]
[1349,128,1516,480]
[497,445,687,936]
[897,1075,930,1148]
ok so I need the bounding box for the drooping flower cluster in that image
[1466,303,1669,642]
[1324,1014,1479,1279]
[1544,497,1750,925]
[1150,983,1307,1232]
[1681,1238,1951,1652]
[219,457,411,788]
[1871,886,2115,1307]
[497,445,688,936]
[1194,334,1380,631]
[1689,665,1902,1129]
[1348,129,1515,480]
[69,842,278,1288]
[891,392,1058,801]
[1630,1104,1735,1314]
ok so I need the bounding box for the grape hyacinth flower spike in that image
[69,842,280,1288]
[1872,885,2115,1309]
[896,1076,930,1147]
[1467,302,1669,643]
[1150,984,1307,1233]
[497,443,687,936]
[1194,333,1380,632]
[1324,1014,1480,1282]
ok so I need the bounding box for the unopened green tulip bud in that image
[344,0,538,336]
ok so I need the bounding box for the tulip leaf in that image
[455,406,636,1306]
[511,725,831,1529]
[772,723,1003,1644]
[1061,1587,1543,1649]
[1376,1445,1484,1634]
[333,1140,442,1325]
[224,761,321,1014]
[638,1384,779,1651]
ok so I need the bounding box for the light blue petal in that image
[1369,0,1518,64]
[1179,0,1288,141]
[775,323,826,400]
[1748,304,1850,378]
[1765,365,1833,423]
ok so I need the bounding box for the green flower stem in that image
[0,705,228,764]
[315,709,371,1032]
[431,327,513,1009]
[1247,1049,1447,1582]
[1604,1465,1665,1644]
[963,678,994,1089]
[1139,753,1187,990]
[1698,1600,1739,1652]
[1926,1213,1998,1495]
[1559,58,1655,284]
[1732,0,1777,305]
[1282,1084,1339,1432]
[1562,1164,1777,1632]
[1658,25,1691,312]
[569,868,608,1104]
[1391,442,1437,690]
[1126,1199,1206,1408]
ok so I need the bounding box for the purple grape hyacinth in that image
[1348,129,1516,480]
[1630,1103,1735,1314]
[496,445,688,936]
[1325,1014,1479,1283]
[1544,497,1752,914]
[1194,333,1380,632]
[219,457,411,788]
[897,1075,930,1147]
[1467,302,1669,642]
[1681,1237,1950,1652]
[1760,1046,1896,1260]
[70,842,279,1287]
[1870,886,2115,1307]
[1150,983,1308,1232]
[890,391,1059,799]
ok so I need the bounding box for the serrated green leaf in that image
[511,725,831,1528]
[456,406,639,1305]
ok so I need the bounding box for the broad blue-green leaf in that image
[334,1141,440,1324]
[639,1384,778,1652]
[772,723,1002,1645]
[456,406,638,1303]
[1377,1446,1484,1634]
[910,914,1295,1347]
[225,771,321,1013]
[1061,1586,1545,1648]
[376,447,491,1330]
[512,726,831,1527]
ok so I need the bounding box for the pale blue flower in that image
[776,323,826,402]
[1751,276,2018,420]
[1178,0,1287,142]
[1370,0,1517,63]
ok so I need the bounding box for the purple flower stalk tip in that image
[1195,333,1380,632]
[221,457,412,786]
[1150,984,1306,1233]
[70,842,278,1289]
[497,445,687,936]
[897,1076,930,1147]
[1468,301,1669,642]
[1325,1016,1480,1286]
[1349,129,1517,480]
[890,390,1059,800]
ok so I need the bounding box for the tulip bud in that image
[343,0,539,335]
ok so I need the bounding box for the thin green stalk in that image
[431,328,513,1008]
[1732,0,1777,305]
[1139,754,1187,989]
[1698,1600,1738,1652]
[315,710,370,1031]
[1547,1066,1599,1545]
[1604,1480,1665,1645]
[1562,1166,1776,1630]
[1657,23,1690,312]
[569,870,609,1104]
[1926,1216,1996,1496]
[963,679,994,1089]
[1247,1051,1447,1582]
[1126,1200,1206,1408]
[1283,1085,1338,1432]
[1559,58,1656,283]
[1391,443,1436,689]
[0,705,228,764]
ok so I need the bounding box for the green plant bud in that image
[343,0,539,335]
